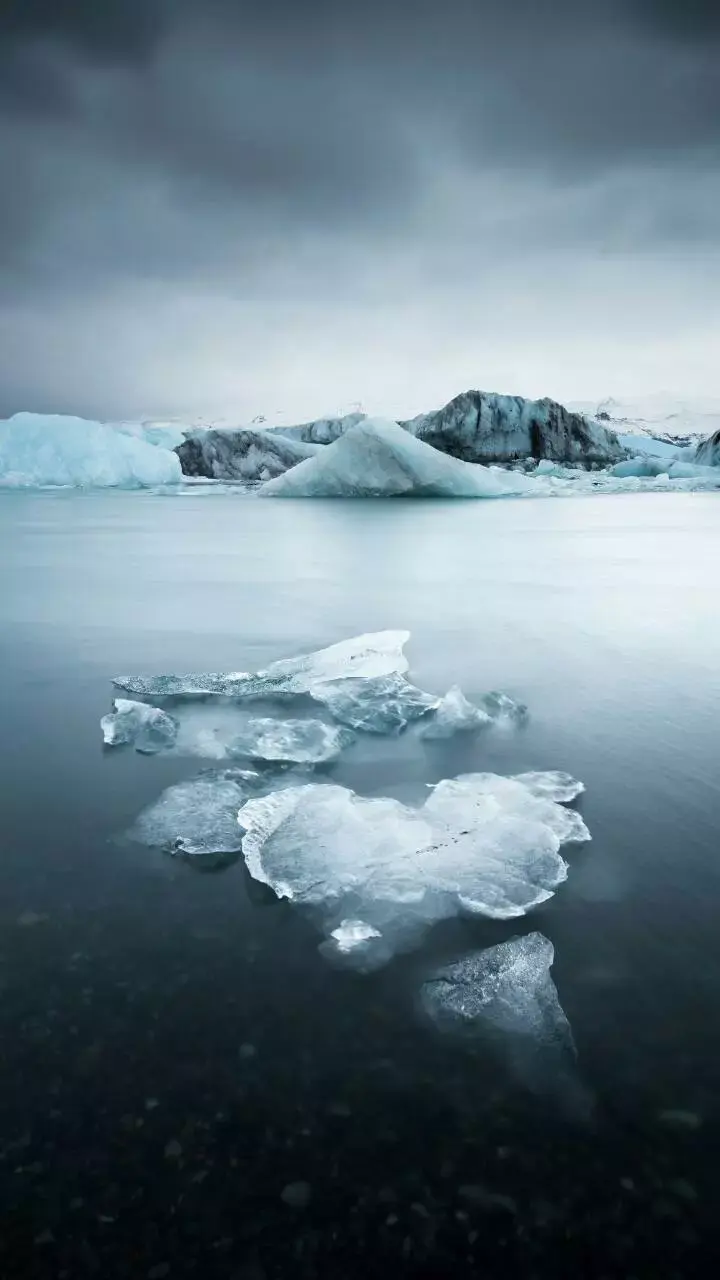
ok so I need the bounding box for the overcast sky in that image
[1,0,718,422]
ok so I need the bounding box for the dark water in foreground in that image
[1,489,720,1278]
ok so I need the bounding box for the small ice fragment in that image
[313,673,437,733]
[480,691,529,724]
[329,920,382,952]
[101,699,178,754]
[512,771,585,803]
[421,685,491,739]
[226,717,354,764]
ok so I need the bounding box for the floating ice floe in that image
[238,771,590,964]
[113,629,411,700]
[101,699,179,754]
[130,768,262,866]
[259,418,539,499]
[479,691,529,725]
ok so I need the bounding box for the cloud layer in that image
[1,1,718,419]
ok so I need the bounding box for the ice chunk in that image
[260,418,538,499]
[130,768,261,866]
[480,691,528,724]
[420,933,572,1048]
[512,771,585,803]
[0,413,182,489]
[225,718,354,765]
[421,685,491,739]
[114,630,410,700]
[313,673,438,734]
[101,699,179,755]
[419,932,592,1113]
[329,920,383,952]
[238,772,590,963]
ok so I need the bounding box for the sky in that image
[1,0,718,423]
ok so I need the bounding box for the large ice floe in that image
[0,413,182,488]
[259,418,538,499]
[237,770,589,965]
[114,629,412,700]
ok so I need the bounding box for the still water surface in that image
[1,489,719,1276]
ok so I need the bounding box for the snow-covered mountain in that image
[568,395,720,448]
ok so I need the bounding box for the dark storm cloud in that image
[0,1,718,416]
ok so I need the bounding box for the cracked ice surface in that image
[101,699,179,755]
[238,771,590,963]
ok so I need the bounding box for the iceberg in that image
[114,630,411,700]
[695,427,720,466]
[175,428,321,482]
[421,685,492,739]
[404,390,625,467]
[238,770,590,964]
[101,699,179,754]
[259,418,539,499]
[130,768,261,866]
[224,717,354,765]
[0,413,182,488]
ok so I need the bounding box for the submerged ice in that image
[101,699,179,754]
[238,771,590,963]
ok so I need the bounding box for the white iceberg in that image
[238,771,590,964]
[0,413,182,488]
[259,418,539,499]
[101,699,179,754]
[114,630,411,700]
[130,768,261,866]
[421,686,492,739]
[224,717,354,765]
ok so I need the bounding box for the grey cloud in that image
[0,0,718,417]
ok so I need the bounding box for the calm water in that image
[1,489,720,1277]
